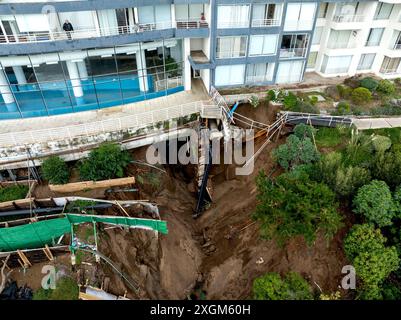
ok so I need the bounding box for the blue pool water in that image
[0,74,184,120]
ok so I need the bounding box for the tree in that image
[41,156,70,184]
[253,272,313,300]
[377,79,395,94]
[353,180,395,227]
[344,224,399,299]
[351,87,372,105]
[372,149,401,188]
[79,143,131,181]
[371,135,392,154]
[254,171,343,245]
[293,123,317,140]
[283,92,298,110]
[272,135,320,171]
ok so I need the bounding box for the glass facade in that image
[0,39,184,119]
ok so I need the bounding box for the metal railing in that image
[175,19,209,29]
[0,100,222,148]
[332,14,365,23]
[0,21,173,44]
[280,47,308,59]
[216,50,247,59]
[217,20,249,28]
[154,76,183,91]
[327,41,357,49]
[251,18,280,27]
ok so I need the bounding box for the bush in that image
[353,180,395,227]
[360,77,379,92]
[372,149,401,188]
[272,135,320,171]
[336,101,351,115]
[351,87,372,105]
[33,277,79,300]
[0,185,29,202]
[293,123,317,140]
[344,76,361,89]
[254,171,343,245]
[79,143,131,181]
[337,85,353,99]
[377,79,396,94]
[283,92,298,110]
[344,224,399,298]
[266,89,277,102]
[253,272,313,300]
[41,156,70,184]
[372,135,392,153]
[249,95,260,108]
[309,95,318,106]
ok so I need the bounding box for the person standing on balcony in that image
[63,20,74,40]
[200,13,206,21]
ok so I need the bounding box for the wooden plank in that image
[17,250,32,268]
[79,292,103,300]
[49,177,135,193]
[43,245,54,261]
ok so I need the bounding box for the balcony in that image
[175,18,209,37]
[332,15,365,23]
[0,21,173,44]
[280,48,308,59]
[327,41,357,49]
[188,50,213,69]
[251,18,280,28]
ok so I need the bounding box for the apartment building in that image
[0,0,400,120]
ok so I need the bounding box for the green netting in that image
[0,214,168,252]
[0,217,71,252]
[66,214,168,235]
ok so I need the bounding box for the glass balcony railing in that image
[251,18,280,27]
[332,15,365,23]
[280,47,308,59]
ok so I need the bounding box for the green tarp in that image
[0,214,168,252]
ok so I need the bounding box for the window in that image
[390,30,401,50]
[252,3,282,27]
[248,34,278,56]
[217,5,249,28]
[366,28,384,46]
[284,2,317,31]
[137,5,172,29]
[312,27,323,45]
[357,53,376,70]
[380,56,401,74]
[216,36,247,59]
[215,64,245,86]
[327,30,353,49]
[374,3,393,20]
[280,34,309,58]
[246,63,275,83]
[318,3,329,18]
[276,60,304,83]
[307,52,318,68]
[321,55,352,74]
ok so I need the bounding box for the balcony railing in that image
[380,68,399,74]
[0,21,173,44]
[327,41,357,49]
[251,18,280,27]
[332,15,365,23]
[176,19,208,29]
[216,51,246,59]
[280,47,308,59]
[217,20,249,29]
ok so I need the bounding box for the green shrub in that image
[283,92,298,110]
[337,85,353,99]
[372,150,401,188]
[372,135,392,153]
[351,87,372,105]
[254,171,343,245]
[309,95,318,106]
[266,89,276,102]
[41,156,70,184]
[253,272,313,300]
[353,180,395,227]
[249,95,260,108]
[344,224,399,299]
[377,79,395,94]
[0,184,29,202]
[272,135,320,170]
[395,78,401,86]
[33,277,79,300]
[360,77,379,92]
[336,101,351,115]
[79,143,131,181]
[293,123,317,140]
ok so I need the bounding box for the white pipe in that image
[66,60,84,98]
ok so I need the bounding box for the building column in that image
[77,60,88,80]
[136,49,149,92]
[184,37,191,91]
[66,60,84,103]
[0,67,17,111]
[12,66,27,85]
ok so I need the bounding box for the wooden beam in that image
[17,250,32,268]
[43,245,54,261]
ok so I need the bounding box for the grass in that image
[315,127,351,148]
[0,184,29,202]
[33,276,79,300]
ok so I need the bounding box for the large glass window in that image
[307,52,318,68]
[280,34,309,58]
[245,63,274,83]
[217,5,250,28]
[215,64,245,86]
[380,56,401,74]
[357,53,375,70]
[284,2,317,31]
[312,27,323,45]
[327,30,354,49]
[248,34,278,56]
[276,60,304,83]
[251,3,282,27]
[374,3,393,20]
[137,5,172,30]
[366,28,384,46]
[216,36,247,59]
[321,55,352,74]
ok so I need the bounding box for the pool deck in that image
[0,80,209,135]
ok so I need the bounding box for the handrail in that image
[332,14,364,23]
[251,18,280,27]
